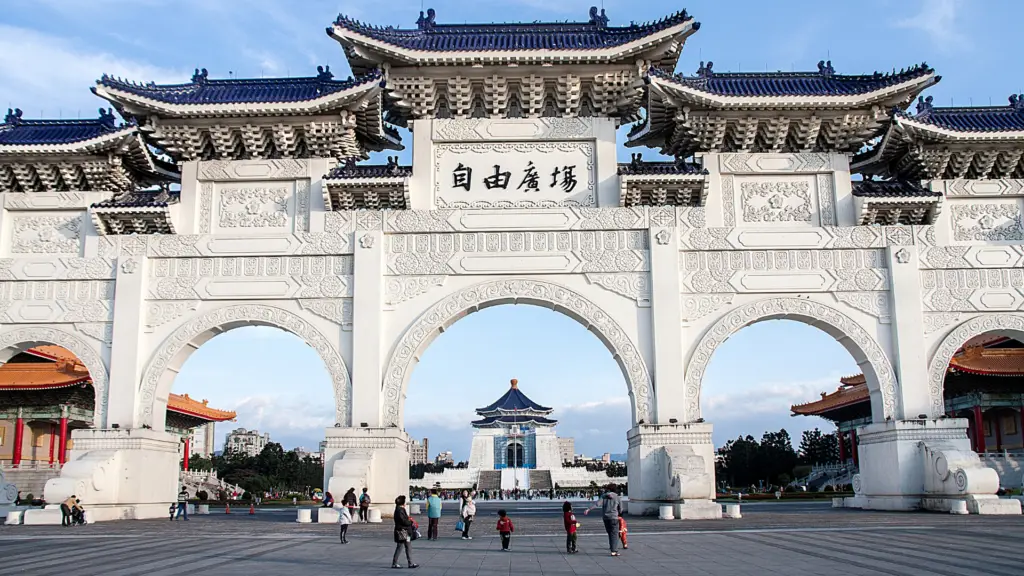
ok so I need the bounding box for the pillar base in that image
[323,427,410,512]
[625,423,720,518]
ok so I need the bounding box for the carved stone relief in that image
[740,181,812,224]
[139,304,351,428]
[680,249,888,293]
[816,174,837,227]
[381,207,649,233]
[0,280,113,301]
[584,273,651,306]
[951,203,1024,242]
[721,176,736,227]
[380,279,653,426]
[0,299,112,323]
[11,215,81,254]
[432,117,595,141]
[680,294,734,323]
[923,312,961,335]
[149,256,353,300]
[145,301,200,332]
[946,179,1024,197]
[295,180,311,232]
[198,159,308,181]
[5,192,87,210]
[720,153,830,174]
[685,297,898,421]
[384,276,447,308]
[198,183,213,234]
[298,299,353,330]
[834,292,892,323]
[74,322,114,346]
[921,268,1024,311]
[218,187,289,229]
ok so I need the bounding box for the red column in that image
[11,409,24,468]
[973,406,986,453]
[48,423,56,466]
[838,431,847,462]
[995,411,1003,452]
[850,430,859,467]
[58,411,68,465]
[183,437,190,471]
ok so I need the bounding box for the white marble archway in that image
[138,303,352,429]
[0,326,109,427]
[379,278,654,428]
[927,313,1024,417]
[684,297,900,422]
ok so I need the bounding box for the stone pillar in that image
[48,423,56,466]
[183,436,191,472]
[625,423,721,519]
[885,245,931,419]
[850,429,859,467]
[649,222,686,423]
[351,228,385,428]
[58,406,68,465]
[107,252,148,429]
[322,426,410,511]
[12,408,23,468]
[838,430,846,462]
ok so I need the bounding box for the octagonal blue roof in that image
[471,414,558,428]
[0,108,128,146]
[476,380,552,415]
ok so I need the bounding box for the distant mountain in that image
[610,453,626,462]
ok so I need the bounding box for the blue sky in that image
[4,0,1018,457]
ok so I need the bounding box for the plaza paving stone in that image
[1,502,1021,575]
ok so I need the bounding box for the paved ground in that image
[2,501,1021,575]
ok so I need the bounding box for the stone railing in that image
[0,460,60,470]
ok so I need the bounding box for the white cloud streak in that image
[893,0,969,51]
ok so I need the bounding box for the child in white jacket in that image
[339,505,353,543]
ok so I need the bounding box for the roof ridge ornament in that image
[316,65,334,80]
[1010,93,1024,111]
[3,108,22,125]
[510,378,518,389]
[416,8,436,30]
[191,68,209,84]
[696,60,713,78]
[98,107,117,129]
[916,95,934,117]
[817,60,835,78]
[588,6,609,28]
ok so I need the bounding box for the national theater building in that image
[0,346,234,495]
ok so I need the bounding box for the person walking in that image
[459,490,476,540]
[496,509,514,551]
[584,485,622,556]
[339,505,352,544]
[426,489,442,540]
[359,488,371,523]
[343,487,358,520]
[391,496,419,569]
[562,501,579,554]
[175,487,190,521]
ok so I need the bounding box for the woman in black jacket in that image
[392,495,419,569]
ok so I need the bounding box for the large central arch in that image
[684,297,900,422]
[139,303,352,429]
[380,278,654,427]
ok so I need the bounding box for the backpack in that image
[359,493,370,505]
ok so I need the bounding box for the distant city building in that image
[410,438,430,465]
[292,446,322,462]
[318,440,327,460]
[558,437,575,464]
[601,453,611,463]
[435,451,454,466]
[224,428,270,457]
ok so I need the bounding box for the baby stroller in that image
[71,506,86,526]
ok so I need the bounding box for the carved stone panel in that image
[10,214,82,255]
[197,159,309,181]
[950,202,1024,242]
[148,256,353,300]
[739,180,813,224]
[5,192,89,210]
[217,186,291,230]
[432,117,596,141]
[719,153,831,174]
[680,249,887,293]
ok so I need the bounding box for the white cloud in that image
[893,0,969,51]
[0,24,184,117]
[704,374,845,419]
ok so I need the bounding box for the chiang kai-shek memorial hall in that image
[0,6,1023,521]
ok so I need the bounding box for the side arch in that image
[381,278,654,427]
[684,297,899,422]
[139,303,352,429]
[0,326,109,428]
[928,313,1024,417]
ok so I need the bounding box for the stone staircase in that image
[477,470,501,491]
[529,470,553,491]
[1,467,60,498]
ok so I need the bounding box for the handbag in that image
[396,528,410,542]
[455,519,465,532]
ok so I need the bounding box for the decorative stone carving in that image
[649,207,675,228]
[679,207,705,229]
[149,256,353,299]
[923,312,961,335]
[295,180,311,232]
[685,298,898,421]
[139,304,351,428]
[144,301,200,332]
[432,117,595,141]
[835,292,892,323]
[947,179,1024,197]
[324,211,354,234]
[884,226,914,247]
[894,249,911,264]
[679,249,887,293]
[951,203,1024,242]
[720,153,830,174]
[0,326,108,427]
[920,268,1024,311]
[198,183,213,234]
[654,229,671,246]
[11,215,81,254]
[355,211,383,231]
[0,280,113,301]
[359,234,375,249]
[298,299,353,330]
[74,322,114,346]
[721,176,736,227]
[584,273,651,306]
[63,258,117,280]
[381,279,653,426]
[384,276,446,307]
[928,314,1024,417]
[827,226,886,249]
[60,300,113,322]
[740,181,812,223]
[198,159,307,181]
[5,192,87,210]
[680,294,734,323]
[218,187,289,228]
[120,259,138,274]
[816,173,837,226]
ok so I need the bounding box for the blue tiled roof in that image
[651,62,935,97]
[471,415,558,427]
[618,154,706,176]
[901,94,1024,133]
[331,7,695,52]
[852,180,939,198]
[325,157,412,179]
[0,108,126,146]
[95,67,384,105]
[92,187,180,209]
[476,382,552,415]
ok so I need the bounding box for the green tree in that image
[798,428,839,465]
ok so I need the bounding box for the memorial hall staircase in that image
[529,470,553,491]
[477,470,501,491]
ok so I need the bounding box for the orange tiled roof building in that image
[0,346,234,471]
[793,336,1024,464]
